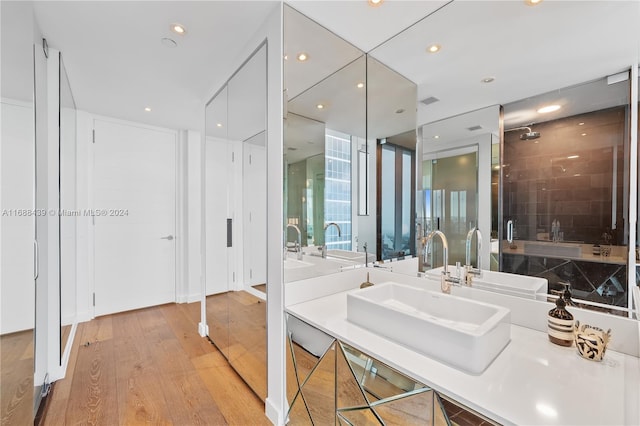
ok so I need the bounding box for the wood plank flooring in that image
[1,329,34,426]
[44,302,270,425]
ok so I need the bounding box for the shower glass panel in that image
[425,148,478,266]
[502,75,631,311]
[59,54,77,362]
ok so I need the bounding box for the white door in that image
[205,136,235,295]
[93,119,176,316]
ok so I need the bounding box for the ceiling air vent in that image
[420,96,439,106]
[467,125,483,131]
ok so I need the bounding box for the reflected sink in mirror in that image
[347,282,510,374]
[523,241,582,258]
[327,249,375,263]
[283,258,314,270]
[425,267,548,300]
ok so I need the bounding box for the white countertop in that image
[287,290,640,426]
[501,240,627,265]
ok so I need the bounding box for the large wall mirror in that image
[283,5,367,282]
[204,42,268,400]
[366,0,640,317]
[283,0,639,318]
[1,2,36,422]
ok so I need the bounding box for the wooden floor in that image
[1,329,34,426]
[44,302,270,425]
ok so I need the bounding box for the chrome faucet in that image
[465,227,483,285]
[286,224,303,260]
[423,230,461,294]
[322,222,342,258]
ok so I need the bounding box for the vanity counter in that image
[501,240,627,265]
[287,288,640,425]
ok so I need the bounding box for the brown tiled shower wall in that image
[503,106,626,245]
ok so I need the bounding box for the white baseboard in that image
[177,293,201,304]
[265,397,284,426]
[76,310,93,323]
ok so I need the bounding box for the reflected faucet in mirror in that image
[322,222,342,258]
[286,224,303,260]
[465,227,483,285]
[423,230,461,294]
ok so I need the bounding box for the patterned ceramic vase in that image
[574,321,611,361]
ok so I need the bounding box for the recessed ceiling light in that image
[216,123,223,128]
[567,155,580,159]
[427,44,441,54]
[537,104,561,113]
[578,122,585,126]
[161,37,177,48]
[368,0,384,7]
[481,77,495,83]
[144,107,152,112]
[356,82,365,89]
[284,54,288,61]
[395,108,405,114]
[297,52,309,62]
[581,133,587,136]
[525,0,543,5]
[171,24,186,35]
[494,165,500,170]
[316,104,324,109]
[434,135,440,139]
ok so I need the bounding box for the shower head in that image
[506,126,541,141]
[520,130,540,140]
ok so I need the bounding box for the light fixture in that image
[567,155,580,159]
[525,0,543,5]
[434,135,440,139]
[216,123,223,128]
[537,104,561,113]
[481,77,495,83]
[427,44,441,54]
[356,82,365,89]
[578,122,585,126]
[368,0,384,7]
[395,108,405,114]
[144,107,152,112]
[171,23,186,35]
[316,104,324,109]
[284,54,288,61]
[297,52,308,62]
[581,133,587,136]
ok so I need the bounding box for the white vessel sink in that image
[426,267,548,300]
[283,258,314,270]
[347,282,510,374]
[524,241,582,258]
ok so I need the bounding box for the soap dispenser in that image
[548,297,574,347]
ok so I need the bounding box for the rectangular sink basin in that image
[284,258,314,270]
[347,282,510,374]
[425,267,548,300]
[524,241,582,258]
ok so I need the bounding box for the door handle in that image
[160,235,174,241]
[34,240,39,280]
[506,220,513,243]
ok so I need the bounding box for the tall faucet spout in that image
[286,224,303,260]
[465,227,482,270]
[423,230,449,275]
[322,222,342,258]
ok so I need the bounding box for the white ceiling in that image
[33,1,278,131]
[21,1,640,135]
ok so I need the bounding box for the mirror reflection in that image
[205,43,267,400]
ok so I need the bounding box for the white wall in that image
[0,100,35,334]
[352,137,377,257]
